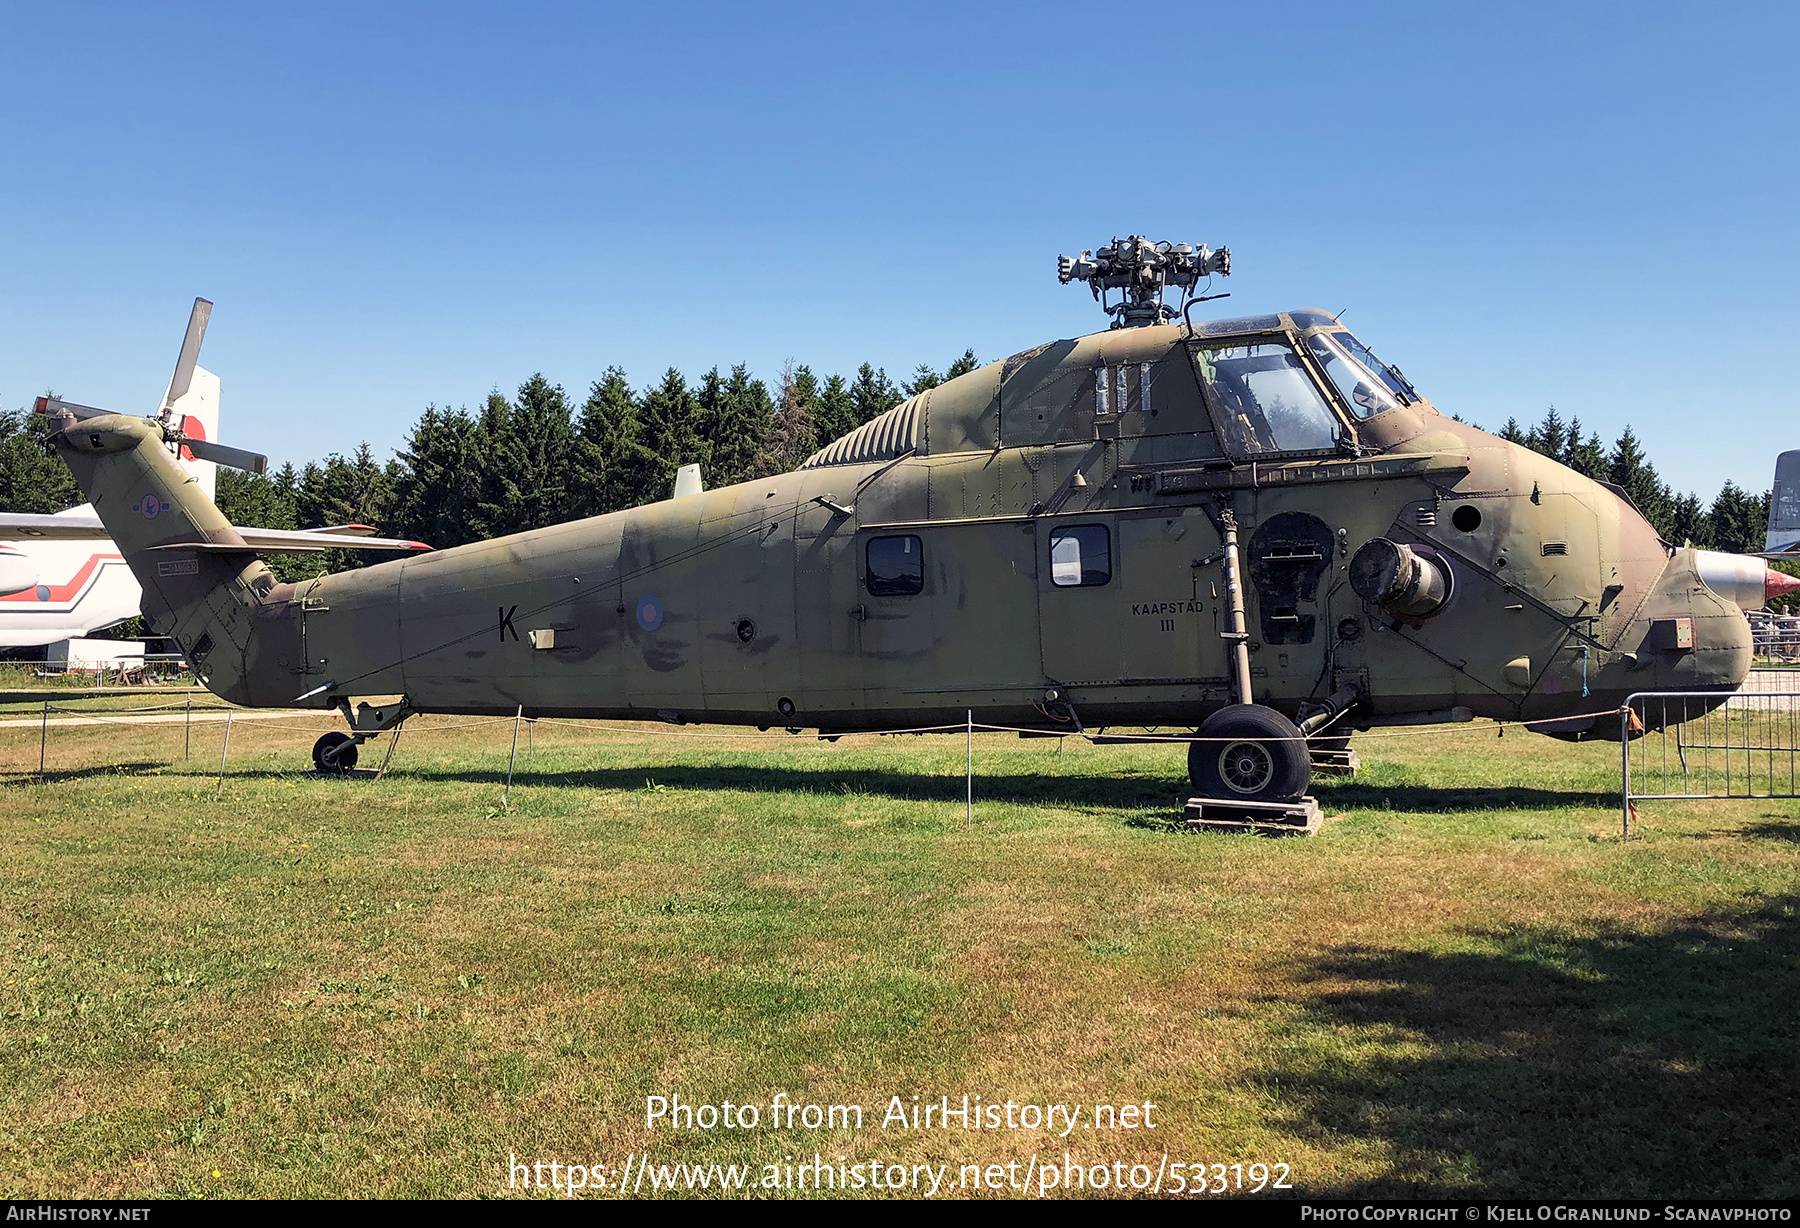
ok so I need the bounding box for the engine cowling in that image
[1693,548,1800,610]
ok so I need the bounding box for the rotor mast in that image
[1057,235,1230,328]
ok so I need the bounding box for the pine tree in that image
[390,406,484,547]
[1707,481,1768,555]
[1526,406,1568,460]
[1665,491,1709,547]
[217,463,310,582]
[574,367,657,517]
[766,362,820,474]
[293,444,397,572]
[218,467,298,531]
[697,364,774,487]
[295,444,393,529]
[903,363,942,396]
[850,364,902,426]
[470,391,527,539]
[1605,427,1670,536]
[1561,419,1608,480]
[815,374,856,444]
[638,368,706,496]
[1497,417,1527,445]
[943,349,980,381]
[509,374,579,530]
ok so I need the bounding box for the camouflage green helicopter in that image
[39,239,1796,801]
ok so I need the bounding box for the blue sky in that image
[3,2,1795,497]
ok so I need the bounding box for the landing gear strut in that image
[1184,506,1316,803]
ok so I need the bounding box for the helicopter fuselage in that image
[65,310,1749,741]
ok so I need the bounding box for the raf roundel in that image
[636,595,664,631]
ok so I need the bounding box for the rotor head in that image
[1057,235,1230,328]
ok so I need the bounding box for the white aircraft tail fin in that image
[1768,449,1800,556]
[167,365,220,502]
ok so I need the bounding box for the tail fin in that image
[156,296,220,501]
[167,365,221,502]
[1768,449,1800,556]
[51,412,292,704]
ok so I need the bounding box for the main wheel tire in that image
[312,731,359,774]
[1309,731,1352,753]
[1189,705,1311,802]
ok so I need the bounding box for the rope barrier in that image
[11,705,1633,749]
[8,691,1649,793]
[38,700,238,715]
[530,716,966,740]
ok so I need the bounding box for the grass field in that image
[1,709,1796,1199]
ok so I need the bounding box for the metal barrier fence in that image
[1622,688,1800,838]
[1750,611,1800,665]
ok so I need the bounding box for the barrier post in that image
[966,709,973,828]
[1620,702,1633,841]
[184,697,192,760]
[38,701,48,782]
[215,713,233,800]
[503,705,523,809]
[374,721,404,782]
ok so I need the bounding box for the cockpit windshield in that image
[1192,339,1343,455]
[1306,332,1399,419]
[1327,330,1414,404]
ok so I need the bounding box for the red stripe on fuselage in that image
[0,552,125,603]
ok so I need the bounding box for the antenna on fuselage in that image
[1057,236,1231,329]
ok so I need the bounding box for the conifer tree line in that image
[220,351,981,580]
[1490,406,1772,556]
[0,376,1783,586]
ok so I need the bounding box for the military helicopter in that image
[38,241,1799,801]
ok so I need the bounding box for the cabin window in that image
[1306,333,1398,420]
[866,535,924,596]
[1329,330,1414,403]
[1050,525,1111,587]
[1192,340,1343,456]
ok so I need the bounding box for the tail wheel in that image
[1188,705,1311,802]
[312,731,359,774]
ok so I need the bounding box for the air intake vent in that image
[1415,507,1437,527]
[801,398,921,469]
[1541,540,1568,556]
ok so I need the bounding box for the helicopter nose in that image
[1693,549,1793,611]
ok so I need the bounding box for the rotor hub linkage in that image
[1057,235,1230,328]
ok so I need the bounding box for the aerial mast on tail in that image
[1057,235,1231,328]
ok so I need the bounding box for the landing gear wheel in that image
[312,731,359,774]
[1309,731,1352,753]
[1189,704,1311,802]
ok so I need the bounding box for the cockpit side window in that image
[1191,340,1344,456]
[1306,333,1399,420]
[1328,331,1414,404]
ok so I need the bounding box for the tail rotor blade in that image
[162,297,213,415]
[34,395,116,422]
[181,436,267,475]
